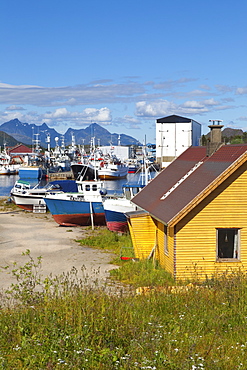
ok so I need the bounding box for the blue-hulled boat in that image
[103,182,145,233]
[44,180,107,227]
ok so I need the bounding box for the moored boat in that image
[0,145,20,175]
[18,166,43,180]
[98,159,129,180]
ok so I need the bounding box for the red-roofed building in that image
[8,144,33,164]
[8,144,32,155]
[128,123,247,280]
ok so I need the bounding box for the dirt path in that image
[0,208,119,292]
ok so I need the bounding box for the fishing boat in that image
[102,154,157,232]
[71,161,99,181]
[103,182,145,232]
[98,156,129,180]
[18,166,44,180]
[44,179,107,227]
[10,179,77,211]
[0,145,20,175]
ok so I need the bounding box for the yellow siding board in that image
[175,164,247,280]
[154,222,174,275]
[128,214,156,259]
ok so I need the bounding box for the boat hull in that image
[19,167,42,179]
[11,193,46,210]
[44,197,106,226]
[104,209,128,233]
[98,173,127,180]
[98,163,128,180]
[103,198,136,233]
[71,163,98,181]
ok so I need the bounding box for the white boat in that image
[103,182,144,232]
[98,156,129,180]
[10,179,77,211]
[72,141,129,181]
[0,145,20,175]
[102,153,157,232]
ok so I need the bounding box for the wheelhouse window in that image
[217,228,240,260]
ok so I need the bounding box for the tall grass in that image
[1,268,247,369]
[1,231,247,368]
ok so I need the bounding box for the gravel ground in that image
[0,203,119,292]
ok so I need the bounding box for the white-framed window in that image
[216,228,240,260]
[164,225,168,255]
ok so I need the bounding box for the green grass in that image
[1,267,247,369]
[110,258,175,287]
[76,227,134,260]
[0,196,20,212]
[1,235,247,368]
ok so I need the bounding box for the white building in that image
[99,145,130,162]
[156,115,201,168]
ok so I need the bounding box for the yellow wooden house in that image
[127,125,247,281]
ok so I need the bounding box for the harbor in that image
[0,171,155,197]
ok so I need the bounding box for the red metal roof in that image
[9,144,32,154]
[132,144,247,225]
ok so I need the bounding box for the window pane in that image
[217,228,239,259]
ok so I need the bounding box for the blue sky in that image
[0,0,247,143]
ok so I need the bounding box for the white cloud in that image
[5,105,25,111]
[216,85,235,93]
[135,97,229,118]
[182,101,204,109]
[0,107,112,130]
[113,115,142,129]
[43,107,112,126]
[236,87,247,95]
[237,116,247,121]
[135,100,177,117]
[186,89,213,97]
[0,81,145,107]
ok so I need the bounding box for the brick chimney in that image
[207,119,224,156]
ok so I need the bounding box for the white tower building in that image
[156,115,201,168]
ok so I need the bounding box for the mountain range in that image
[0,119,245,149]
[0,119,141,148]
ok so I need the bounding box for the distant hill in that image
[221,127,244,138]
[0,131,19,147]
[0,119,141,148]
[203,127,245,142]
